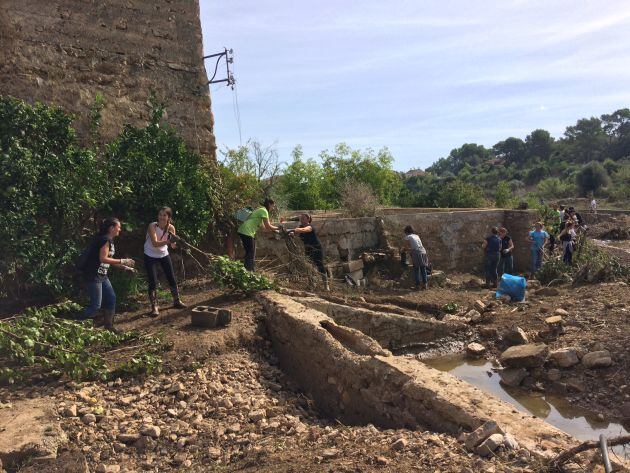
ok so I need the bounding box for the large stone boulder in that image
[500,343,549,368]
[549,347,580,368]
[582,350,612,369]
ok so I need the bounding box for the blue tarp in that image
[496,273,527,302]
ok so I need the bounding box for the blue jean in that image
[485,253,500,285]
[531,247,544,274]
[81,278,116,319]
[412,265,428,286]
[499,254,513,276]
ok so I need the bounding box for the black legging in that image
[305,245,326,275]
[239,233,256,271]
[144,254,177,292]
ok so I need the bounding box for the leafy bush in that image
[575,161,610,196]
[0,97,105,299]
[436,180,486,208]
[494,181,513,208]
[0,301,163,384]
[104,97,223,242]
[1,94,226,302]
[535,259,571,285]
[207,256,275,293]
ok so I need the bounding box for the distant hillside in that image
[399,108,630,208]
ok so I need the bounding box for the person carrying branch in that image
[289,213,330,291]
[237,198,279,271]
[144,206,186,317]
[78,217,135,332]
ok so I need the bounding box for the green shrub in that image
[0,97,105,299]
[103,96,223,242]
[1,94,226,302]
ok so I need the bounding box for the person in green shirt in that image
[237,198,279,271]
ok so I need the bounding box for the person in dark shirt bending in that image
[289,213,329,291]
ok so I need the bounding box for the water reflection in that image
[422,354,628,448]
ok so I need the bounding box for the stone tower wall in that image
[0,0,216,159]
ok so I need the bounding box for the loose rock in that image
[139,424,161,438]
[582,350,613,369]
[549,347,580,368]
[391,438,408,451]
[499,368,527,387]
[475,433,504,457]
[500,343,549,368]
[464,421,504,450]
[466,342,486,358]
[503,327,529,346]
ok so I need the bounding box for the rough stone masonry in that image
[0,0,216,159]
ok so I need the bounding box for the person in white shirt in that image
[590,199,597,214]
[401,225,429,290]
[144,206,186,317]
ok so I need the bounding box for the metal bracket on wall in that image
[204,48,235,89]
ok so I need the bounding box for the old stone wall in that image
[257,209,542,273]
[0,0,215,159]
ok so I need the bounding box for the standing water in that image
[423,354,629,459]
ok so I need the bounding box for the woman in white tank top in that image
[143,207,186,316]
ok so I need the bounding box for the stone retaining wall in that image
[258,291,577,458]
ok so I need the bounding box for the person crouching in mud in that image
[402,225,429,290]
[289,213,330,291]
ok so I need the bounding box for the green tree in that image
[104,99,222,241]
[562,117,607,164]
[435,180,486,208]
[494,181,512,208]
[575,161,610,196]
[493,137,527,166]
[279,146,327,210]
[319,143,402,206]
[525,129,554,162]
[601,108,630,160]
[1,96,105,298]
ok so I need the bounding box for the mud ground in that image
[1,283,547,473]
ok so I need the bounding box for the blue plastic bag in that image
[496,273,527,302]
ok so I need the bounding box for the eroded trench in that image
[258,288,629,464]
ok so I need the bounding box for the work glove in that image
[120,258,135,267]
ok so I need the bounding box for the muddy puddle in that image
[423,354,629,459]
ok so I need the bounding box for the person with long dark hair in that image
[289,213,330,291]
[237,198,279,271]
[78,218,134,332]
[144,206,186,317]
[498,227,514,276]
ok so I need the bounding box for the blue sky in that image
[199,1,630,171]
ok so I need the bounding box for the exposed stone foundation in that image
[258,291,578,459]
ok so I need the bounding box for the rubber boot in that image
[172,288,186,309]
[93,309,105,327]
[149,291,159,317]
[103,309,120,333]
